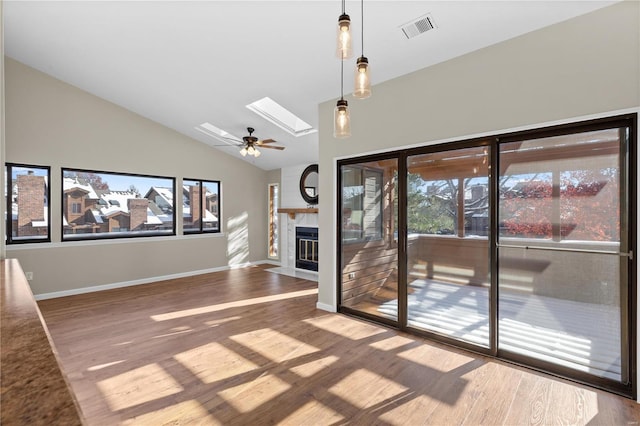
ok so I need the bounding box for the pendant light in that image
[353,0,371,99]
[336,0,352,59]
[334,59,351,138]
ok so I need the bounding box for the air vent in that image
[400,14,436,39]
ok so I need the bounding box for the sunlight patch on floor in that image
[397,345,474,372]
[174,342,259,384]
[329,369,408,409]
[151,288,317,321]
[303,314,387,340]
[289,355,340,378]
[87,360,126,372]
[97,363,184,411]
[230,328,319,363]
[204,316,242,327]
[217,374,291,413]
[279,400,345,425]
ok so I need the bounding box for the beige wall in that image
[1,3,6,260]
[318,1,640,310]
[4,58,270,296]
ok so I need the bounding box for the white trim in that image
[255,259,281,267]
[316,302,336,313]
[34,260,279,300]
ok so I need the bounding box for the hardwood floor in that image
[39,265,639,425]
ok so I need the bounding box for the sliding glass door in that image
[339,158,399,323]
[337,114,635,396]
[406,146,491,347]
[497,126,631,384]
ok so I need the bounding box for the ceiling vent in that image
[400,14,436,39]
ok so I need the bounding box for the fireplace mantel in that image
[278,208,318,219]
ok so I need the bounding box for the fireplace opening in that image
[296,226,318,272]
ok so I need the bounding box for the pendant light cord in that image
[361,0,364,55]
[342,0,345,15]
[340,57,344,100]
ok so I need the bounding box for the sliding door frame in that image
[336,152,402,329]
[495,114,637,398]
[336,113,637,399]
[401,138,496,357]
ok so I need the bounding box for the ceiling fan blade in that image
[257,138,277,145]
[260,145,285,150]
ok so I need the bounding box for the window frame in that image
[182,178,221,235]
[61,167,176,242]
[268,182,279,259]
[340,164,384,244]
[6,163,52,244]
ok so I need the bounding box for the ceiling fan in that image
[225,127,285,158]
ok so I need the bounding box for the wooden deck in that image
[38,265,638,425]
[377,279,622,381]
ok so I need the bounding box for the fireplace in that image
[296,227,318,272]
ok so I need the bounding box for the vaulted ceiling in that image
[3,1,619,170]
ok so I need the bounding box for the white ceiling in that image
[4,1,619,171]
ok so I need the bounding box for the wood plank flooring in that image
[38,265,639,425]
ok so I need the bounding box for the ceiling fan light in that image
[354,56,371,99]
[240,147,248,156]
[254,148,261,157]
[247,145,255,155]
[334,99,351,138]
[336,14,353,59]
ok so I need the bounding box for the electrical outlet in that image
[25,272,34,281]
[348,272,356,279]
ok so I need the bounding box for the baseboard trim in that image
[34,261,277,301]
[316,302,336,312]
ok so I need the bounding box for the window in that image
[341,165,383,242]
[62,169,175,241]
[183,179,220,234]
[6,163,51,244]
[407,147,489,237]
[268,183,279,258]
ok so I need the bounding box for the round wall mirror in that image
[300,164,319,205]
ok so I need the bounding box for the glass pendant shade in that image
[240,147,248,157]
[336,14,353,59]
[354,56,371,99]
[334,99,351,138]
[247,145,255,156]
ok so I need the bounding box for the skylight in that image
[246,97,316,137]
[195,122,240,146]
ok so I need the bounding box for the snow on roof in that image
[63,177,99,199]
[99,191,140,215]
[182,207,218,223]
[203,210,218,223]
[145,207,163,225]
[91,210,104,224]
[148,186,174,207]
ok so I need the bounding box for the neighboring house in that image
[145,185,218,230]
[12,171,48,238]
[60,177,170,234]
[12,178,219,236]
